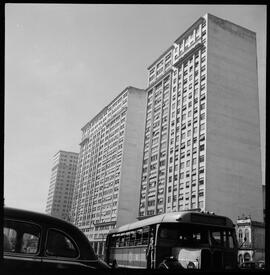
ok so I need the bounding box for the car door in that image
[3,219,42,272]
[41,228,93,272]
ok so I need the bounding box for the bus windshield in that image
[158,224,236,249]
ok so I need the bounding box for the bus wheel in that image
[158,257,183,270]
[158,263,168,270]
[112,259,118,269]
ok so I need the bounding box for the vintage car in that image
[239,260,265,270]
[3,207,110,273]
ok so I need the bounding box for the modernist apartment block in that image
[45,150,78,221]
[138,14,263,223]
[71,87,147,256]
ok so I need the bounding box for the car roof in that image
[4,207,74,228]
[4,207,98,260]
[4,207,86,245]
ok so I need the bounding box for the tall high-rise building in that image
[71,86,147,256]
[45,150,78,221]
[138,14,263,223]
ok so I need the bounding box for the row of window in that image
[149,22,206,85]
[139,200,205,216]
[143,141,205,171]
[110,227,151,248]
[82,93,128,136]
[4,220,78,258]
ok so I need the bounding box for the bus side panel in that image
[110,246,147,268]
[123,247,128,266]
[109,247,128,267]
[116,248,124,266]
[140,246,148,267]
[109,248,122,265]
[129,246,147,268]
[108,247,114,264]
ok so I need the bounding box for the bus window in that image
[129,231,136,246]
[180,230,208,245]
[209,229,235,249]
[119,234,125,247]
[210,230,224,247]
[135,229,143,245]
[160,228,178,240]
[115,235,120,247]
[111,235,117,247]
[226,231,234,249]
[159,224,209,246]
[124,233,130,246]
[142,227,149,245]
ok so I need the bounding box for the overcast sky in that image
[5,4,266,213]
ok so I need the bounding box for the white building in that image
[71,86,147,257]
[138,14,263,223]
[45,150,78,221]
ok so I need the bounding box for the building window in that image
[201,103,205,110]
[244,252,251,262]
[199,201,204,209]
[200,113,205,120]
[201,123,205,131]
[238,229,243,242]
[244,229,250,243]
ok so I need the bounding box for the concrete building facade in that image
[45,150,78,221]
[71,87,147,257]
[138,14,263,223]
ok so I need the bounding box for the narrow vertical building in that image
[139,14,263,223]
[45,150,78,221]
[236,216,265,263]
[71,87,147,256]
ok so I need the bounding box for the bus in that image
[104,210,238,270]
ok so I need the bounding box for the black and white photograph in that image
[3,4,267,273]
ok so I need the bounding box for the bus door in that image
[155,223,178,267]
[145,225,156,269]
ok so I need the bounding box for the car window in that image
[4,219,40,254]
[46,229,78,258]
[4,227,16,252]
